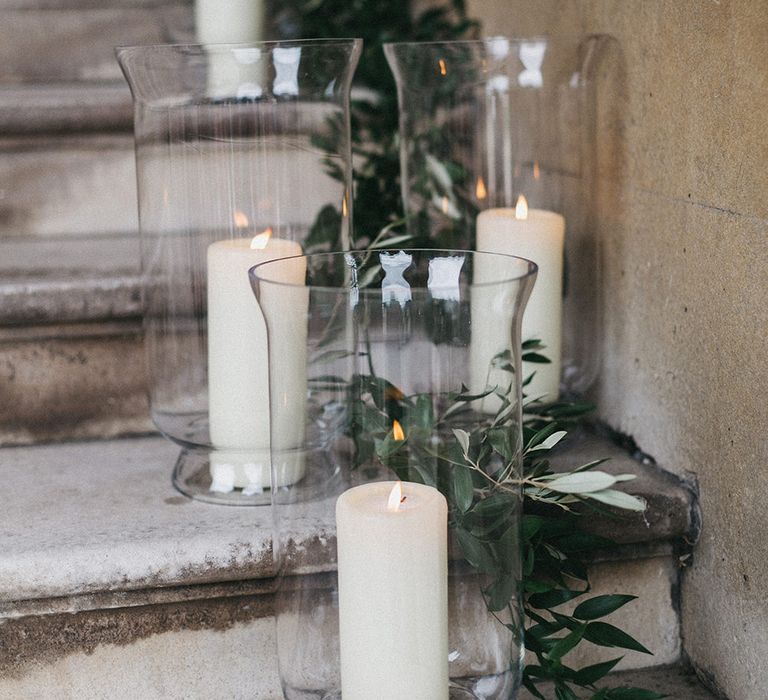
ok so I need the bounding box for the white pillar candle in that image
[195,0,265,100]
[472,197,565,402]
[336,481,449,700]
[195,0,263,44]
[207,232,306,493]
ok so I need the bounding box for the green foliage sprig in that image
[311,337,662,699]
[276,1,665,695]
[273,0,478,245]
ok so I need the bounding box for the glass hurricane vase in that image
[250,249,536,699]
[385,37,613,400]
[117,39,361,504]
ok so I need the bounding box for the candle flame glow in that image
[515,194,529,221]
[475,177,487,201]
[533,160,540,180]
[387,481,403,512]
[233,209,250,228]
[250,228,273,249]
[342,192,349,217]
[392,419,405,441]
[438,58,447,76]
[441,196,449,214]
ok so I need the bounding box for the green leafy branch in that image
[310,342,662,699]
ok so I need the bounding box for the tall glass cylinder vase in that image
[117,39,361,504]
[385,37,611,400]
[250,249,536,699]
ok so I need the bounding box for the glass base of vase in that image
[172,448,271,506]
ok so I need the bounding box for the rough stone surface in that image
[0,324,150,445]
[0,605,282,699]
[0,434,692,607]
[0,437,274,602]
[469,1,768,697]
[549,430,699,547]
[0,434,689,693]
[0,83,133,134]
[0,136,138,238]
[0,4,191,84]
[549,557,680,672]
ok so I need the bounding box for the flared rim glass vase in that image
[250,249,536,699]
[117,40,361,504]
[385,37,612,400]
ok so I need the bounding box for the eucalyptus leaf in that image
[528,587,586,610]
[583,622,652,654]
[572,656,623,685]
[452,465,474,514]
[486,574,516,612]
[573,595,637,621]
[587,489,647,512]
[486,427,516,462]
[527,430,568,452]
[547,623,587,662]
[452,428,471,456]
[545,471,618,494]
[526,422,561,451]
[555,683,579,700]
[455,528,496,574]
[368,233,414,249]
[522,352,552,364]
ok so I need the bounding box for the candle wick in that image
[400,496,407,504]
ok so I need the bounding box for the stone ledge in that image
[0,432,698,611]
[520,664,720,700]
[0,83,132,135]
[549,429,700,548]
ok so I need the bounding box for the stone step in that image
[519,665,719,700]
[0,433,699,696]
[0,83,132,135]
[0,2,191,86]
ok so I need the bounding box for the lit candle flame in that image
[392,419,405,441]
[441,196,449,214]
[515,194,529,221]
[438,58,447,76]
[250,227,273,249]
[533,160,540,180]
[387,481,403,512]
[233,209,250,228]
[475,177,487,201]
[342,192,349,217]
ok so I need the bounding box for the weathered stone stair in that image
[0,429,709,697]
[0,1,718,697]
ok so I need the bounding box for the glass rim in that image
[383,35,564,50]
[116,37,363,55]
[249,248,538,292]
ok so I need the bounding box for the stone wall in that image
[467,1,768,698]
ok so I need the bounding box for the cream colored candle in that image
[207,232,306,493]
[336,481,449,700]
[195,0,264,100]
[472,197,565,402]
[195,0,263,44]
